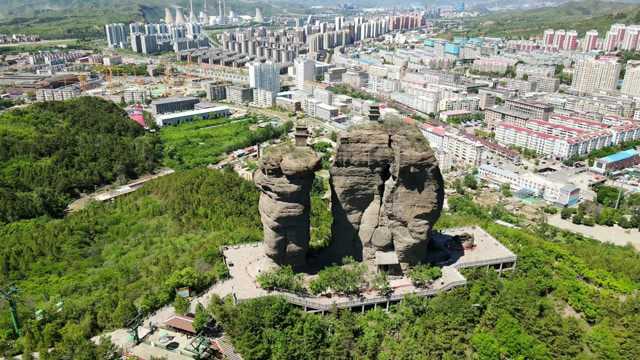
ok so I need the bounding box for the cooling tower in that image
[164,8,175,24]
[175,6,187,24]
[189,0,197,23]
[255,7,264,23]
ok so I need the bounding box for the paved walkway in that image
[548,213,640,251]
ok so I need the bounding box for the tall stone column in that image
[254,144,320,268]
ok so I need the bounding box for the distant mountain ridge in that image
[462,0,640,38]
[0,0,288,20]
[0,0,301,39]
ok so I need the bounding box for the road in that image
[548,213,640,251]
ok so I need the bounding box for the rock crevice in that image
[329,122,444,268]
[255,122,444,270]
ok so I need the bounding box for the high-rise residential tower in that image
[622,60,640,97]
[572,56,622,94]
[105,23,128,48]
[564,30,578,50]
[583,30,599,51]
[249,61,281,93]
[295,57,315,90]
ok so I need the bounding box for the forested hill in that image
[463,0,640,38]
[0,97,162,223]
[0,168,262,358]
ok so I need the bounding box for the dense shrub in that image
[309,257,366,295]
[407,265,443,287]
[0,169,260,356]
[257,266,305,294]
[0,97,162,222]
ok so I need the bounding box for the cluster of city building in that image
[493,113,640,160]
[509,23,640,53]
[104,2,276,55]
[5,6,640,208]
[213,12,426,66]
[0,33,40,44]
[105,14,209,55]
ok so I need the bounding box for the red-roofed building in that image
[128,105,147,128]
[164,315,196,335]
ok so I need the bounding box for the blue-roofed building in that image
[592,149,640,174]
[444,44,460,56]
[469,37,484,46]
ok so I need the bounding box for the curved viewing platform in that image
[206,226,517,313]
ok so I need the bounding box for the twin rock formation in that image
[254,122,445,270]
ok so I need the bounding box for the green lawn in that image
[160,116,292,170]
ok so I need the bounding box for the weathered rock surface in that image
[254,145,321,268]
[330,122,444,268]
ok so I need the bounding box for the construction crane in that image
[185,334,216,359]
[78,74,88,92]
[126,311,145,345]
[106,66,114,89]
[1,285,21,337]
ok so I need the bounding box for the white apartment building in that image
[302,97,340,121]
[622,60,640,98]
[390,92,439,114]
[420,123,484,169]
[549,114,640,146]
[515,64,555,79]
[294,57,315,90]
[471,58,517,74]
[438,96,479,112]
[530,76,560,93]
[496,115,640,159]
[496,123,562,157]
[583,30,599,51]
[342,70,369,89]
[251,89,276,108]
[478,164,580,206]
[572,56,621,94]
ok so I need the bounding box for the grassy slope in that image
[463,0,640,39]
[159,116,292,170]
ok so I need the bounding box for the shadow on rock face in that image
[326,122,445,269]
[254,121,444,273]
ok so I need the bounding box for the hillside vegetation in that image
[209,207,640,360]
[160,116,292,170]
[0,115,638,358]
[463,0,640,38]
[0,168,262,357]
[0,97,162,223]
